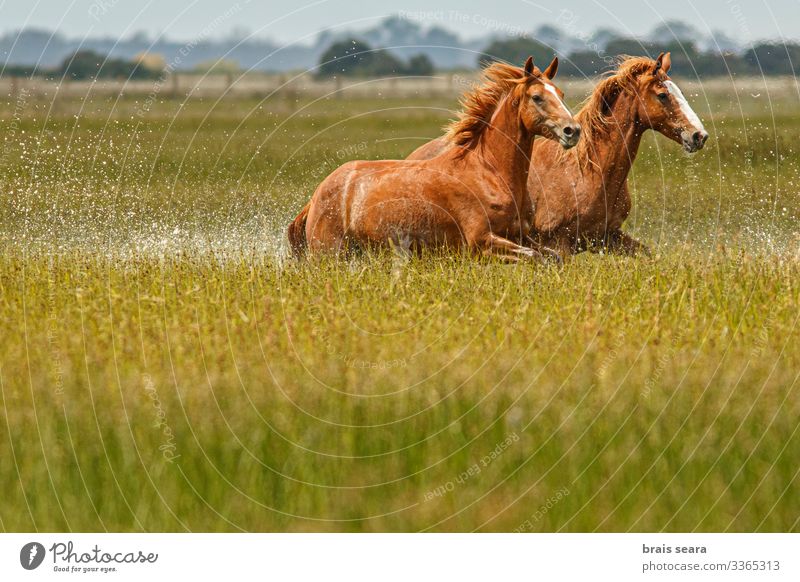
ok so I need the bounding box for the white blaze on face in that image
[665,80,705,131]
[543,83,573,117]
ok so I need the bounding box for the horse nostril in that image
[693,131,708,145]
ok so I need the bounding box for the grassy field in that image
[0,77,799,532]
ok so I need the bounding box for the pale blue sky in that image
[1,0,797,43]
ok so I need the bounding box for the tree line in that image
[317,36,800,78]
[1,50,162,80]
[480,37,800,77]
[315,39,434,78]
[3,37,798,80]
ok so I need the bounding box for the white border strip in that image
[1,533,797,581]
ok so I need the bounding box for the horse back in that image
[406,137,450,161]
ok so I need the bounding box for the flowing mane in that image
[573,55,657,159]
[444,62,530,149]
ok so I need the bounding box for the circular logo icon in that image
[20,542,46,570]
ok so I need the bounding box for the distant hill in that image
[0,28,320,72]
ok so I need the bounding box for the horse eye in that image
[532,95,543,103]
[657,93,669,101]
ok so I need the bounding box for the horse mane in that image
[573,55,657,160]
[444,62,530,149]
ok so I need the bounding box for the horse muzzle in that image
[558,123,581,149]
[681,129,709,153]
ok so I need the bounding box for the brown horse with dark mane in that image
[287,56,580,261]
[408,52,709,257]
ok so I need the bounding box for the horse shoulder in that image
[609,181,633,228]
[529,143,574,194]
[528,145,584,233]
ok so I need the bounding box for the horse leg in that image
[478,233,551,263]
[605,230,652,257]
[524,234,565,265]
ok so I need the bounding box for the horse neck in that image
[581,90,645,186]
[472,93,533,199]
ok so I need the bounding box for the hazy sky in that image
[1,0,798,44]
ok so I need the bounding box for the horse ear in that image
[653,52,665,74]
[661,52,672,74]
[543,56,559,79]
[524,56,534,77]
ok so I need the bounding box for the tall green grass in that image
[0,81,798,531]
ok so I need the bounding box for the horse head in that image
[634,52,709,153]
[516,56,582,149]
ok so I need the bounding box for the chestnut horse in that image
[287,57,580,261]
[408,52,709,257]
